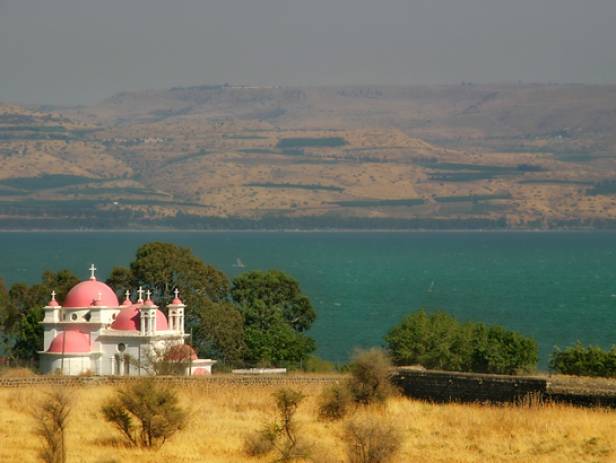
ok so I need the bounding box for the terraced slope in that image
[1,83,616,229]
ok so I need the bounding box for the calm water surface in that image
[1,231,615,369]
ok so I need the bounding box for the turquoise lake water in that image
[1,231,615,369]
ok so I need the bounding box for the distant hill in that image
[1,83,616,230]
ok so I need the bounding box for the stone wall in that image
[3,369,616,408]
[393,368,547,404]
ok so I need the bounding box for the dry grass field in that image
[1,380,615,463]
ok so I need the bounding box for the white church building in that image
[39,265,215,376]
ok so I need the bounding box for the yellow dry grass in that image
[0,381,615,463]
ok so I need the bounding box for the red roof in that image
[47,330,91,353]
[110,304,169,331]
[63,279,120,308]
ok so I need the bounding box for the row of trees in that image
[0,242,317,369]
[385,310,616,378]
[0,244,612,377]
[385,310,539,375]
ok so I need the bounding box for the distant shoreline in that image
[0,228,614,234]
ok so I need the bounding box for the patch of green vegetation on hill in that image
[246,182,344,192]
[162,149,210,166]
[422,162,544,182]
[239,148,278,154]
[0,175,96,191]
[277,137,348,149]
[0,125,66,132]
[587,181,616,196]
[60,187,168,197]
[435,193,512,203]
[332,198,425,207]
[519,179,593,185]
[223,134,268,140]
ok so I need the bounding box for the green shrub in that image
[550,342,616,377]
[318,383,352,421]
[343,415,402,463]
[101,379,188,449]
[348,348,394,405]
[385,309,538,374]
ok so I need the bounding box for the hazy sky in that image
[1,0,615,105]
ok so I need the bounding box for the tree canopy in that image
[4,270,79,365]
[0,242,318,370]
[385,309,538,375]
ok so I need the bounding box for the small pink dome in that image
[110,305,168,331]
[63,279,119,308]
[193,368,208,376]
[48,330,91,353]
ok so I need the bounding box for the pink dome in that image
[63,279,120,308]
[193,368,207,376]
[48,330,91,353]
[110,305,169,331]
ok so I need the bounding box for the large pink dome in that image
[110,305,169,331]
[47,330,91,353]
[63,279,120,308]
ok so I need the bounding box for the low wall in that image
[0,374,342,388]
[393,368,547,404]
[4,369,616,408]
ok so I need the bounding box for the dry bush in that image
[244,424,277,456]
[348,348,395,405]
[0,366,36,377]
[101,379,188,449]
[244,388,312,462]
[318,383,353,421]
[343,414,402,463]
[31,388,72,463]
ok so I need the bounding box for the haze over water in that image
[2,231,616,369]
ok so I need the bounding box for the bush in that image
[243,388,310,461]
[101,379,188,448]
[318,383,352,421]
[303,355,336,373]
[550,342,616,377]
[343,415,402,463]
[32,389,71,463]
[348,348,394,405]
[385,309,538,374]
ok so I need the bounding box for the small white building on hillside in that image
[39,265,215,376]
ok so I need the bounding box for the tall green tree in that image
[192,300,247,366]
[8,270,79,365]
[232,270,316,332]
[0,278,10,354]
[232,270,316,367]
[385,309,537,375]
[105,242,244,366]
[130,242,229,305]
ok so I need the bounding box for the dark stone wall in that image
[393,368,547,404]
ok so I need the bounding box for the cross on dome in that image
[146,289,152,300]
[89,264,97,280]
[174,288,180,299]
[51,290,56,299]
[125,290,130,299]
[137,286,144,302]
